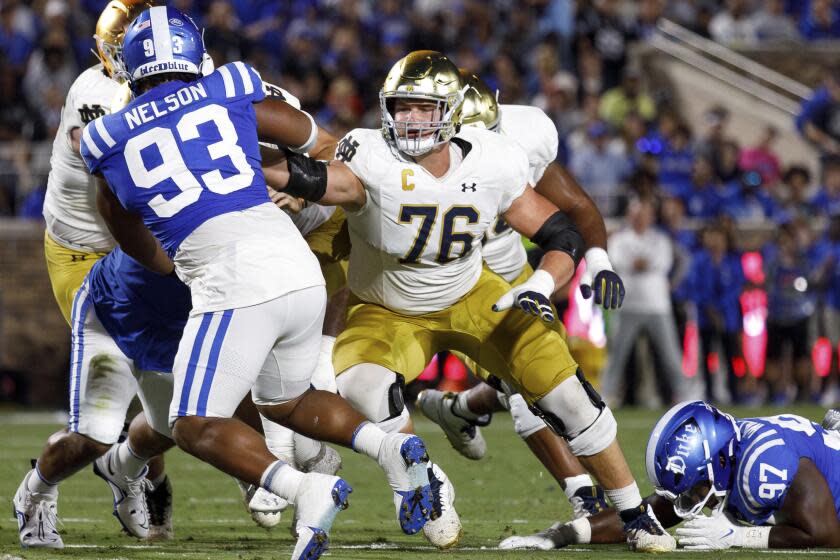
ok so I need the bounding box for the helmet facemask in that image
[380,87,466,157]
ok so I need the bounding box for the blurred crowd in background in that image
[2,0,840,408]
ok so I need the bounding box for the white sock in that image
[28,464,58,495]
[260,460,304,502]
[293,432,324,467]
[260,415,296,464]
[452,390,482,421]
[351,421,386,460]
[113,442,149,479]
[605,481,642,512]
[563,474,593,500]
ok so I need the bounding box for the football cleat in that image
[236,479,288,529]
[621,503,676,553]
[822,409,840,432]
[378,434,433,534]
[499,521,575,550]
[145,475,173,539]
[291,473,351,560]
[569,485,608,519]
[422,463,461,549]
[13,470,63,549]
[291,445,343,538]
[415,390,487,460]
[93,450,150,538]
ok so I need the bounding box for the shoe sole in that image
[396,437,433,535]
[416,391,485,461]
[93,460,149,538]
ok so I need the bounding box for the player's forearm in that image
[535,163,607,250]
[536,251,576,294]
[767,525,840,549]
[255,98,317,153]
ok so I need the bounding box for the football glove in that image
[492,269,555,323]
[579,247,624,310]
[676,510,743,550]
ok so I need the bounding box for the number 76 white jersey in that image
[336,126,530,315]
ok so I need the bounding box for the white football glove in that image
[492,269,555,323]
[676,510,744,550]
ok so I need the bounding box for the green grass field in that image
[2,405,840,559]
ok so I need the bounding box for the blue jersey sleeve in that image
[204,62,266,105]
[731,433,800,524]
[80,115,119,175]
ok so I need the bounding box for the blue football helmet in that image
[645,401,740,518]
[122,5,205,88]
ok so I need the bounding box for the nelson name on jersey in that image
[124,82,208,130]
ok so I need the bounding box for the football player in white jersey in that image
[22,0,177,544]
[416,71,622,520]
[270,50,674,552]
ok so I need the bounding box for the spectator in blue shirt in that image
[691,224,746,403]
[774,165,814,222]
[658,124,695,198]
[724,170,779,222]
[800,0,840,39]
[764,221,820,403]
[569,120,632,216]
[811,158,840,216]
[802,66,840,157]
[683,156,724,218]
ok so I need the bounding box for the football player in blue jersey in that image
[502,401,840,550]
[78,7,445,559]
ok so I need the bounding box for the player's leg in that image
[332,302,461,548]
[14,286,144,547]
[251,287,435,540]
[167,299,351,560]
[473,272,675,552]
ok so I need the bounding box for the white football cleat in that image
[235,479,288,529]
[499,521,579,550]
[291,473,352,560]
[93,450,150,538]
[378,434,433,534]
[422,463,461,549]
[623,505,676,553]
[13,470,63,549]
[416,390,486,460]
[291,445,343,538]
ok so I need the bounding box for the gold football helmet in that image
[379,50,466,156]
[95,0,155,80]
[459,69,500,132]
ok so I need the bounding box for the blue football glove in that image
[579,248,625,310]
[492,270,556,323]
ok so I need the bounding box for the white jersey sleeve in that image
[43,65,120,252]
[287,204,336,237]
[481,105,559,282]
[340,127,529,314]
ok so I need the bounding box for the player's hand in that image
[492,269,555,323]
[268,189,306,213]
[579,248,625,309]
[676,510,743,550]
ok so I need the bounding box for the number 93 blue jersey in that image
[728,415,840,525]
[81,62,269,255]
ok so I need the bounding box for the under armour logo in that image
[336,135,360,163]
[78,104,106,124]
[461,182,477,192]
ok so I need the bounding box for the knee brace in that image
[335,363,405,423]
[508,393,547,439]
[533,371,617,456]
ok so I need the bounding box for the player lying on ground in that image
[79,9,449,559]
[501,402,840,550]
[267,49,675,553]
[416,68,621,520]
